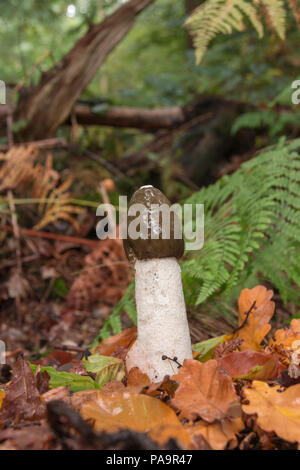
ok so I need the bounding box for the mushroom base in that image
[126,257,193,382]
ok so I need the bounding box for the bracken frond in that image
[186,0,287,63]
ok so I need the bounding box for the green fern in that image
[99,138,300,339]
[232,109,300,137]
[186,0,287,63]
[98,282,136,340]
[183,137,300,304]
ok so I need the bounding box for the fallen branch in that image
[0,225,100,248]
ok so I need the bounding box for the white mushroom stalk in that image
[124,185,193,382]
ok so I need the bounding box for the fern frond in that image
[186,0,287,63]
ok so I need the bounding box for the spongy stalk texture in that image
[126,257,193,381]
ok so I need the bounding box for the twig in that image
[5,348,22,359]
[13,50,51,94]
[232,301,257,334]
[51,344,88,353]
[0,137,68,153]
[81,148,125,179]
[6,93,14,149]
[0,254,39,270]
[7,190,22,320]
[0,224,100,248]
[7,191,22,273]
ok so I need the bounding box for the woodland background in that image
[0,0,300,451]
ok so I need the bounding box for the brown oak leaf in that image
[236,285,275,350]
[170,359,240,422]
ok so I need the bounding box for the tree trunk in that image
[16,0,155,141]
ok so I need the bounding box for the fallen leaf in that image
[92,327,137,357]
[170,359,240,422]
[218,350,283,381]
[243,381,300,444]
[0,421,55,450]
[185,418,244,450]
[0,390,5,409]
[80,391,191,448]
[145,376,178,399]
[0,356,45,425]
[36,349,75,367]
[270,318,300,350]
[192,334,233,362]
[30,364,99,392]
[42,386,71,405]
[83,354,125,387]
[6,271,30,299]
[236,285,275,350]
[127,367,151,392]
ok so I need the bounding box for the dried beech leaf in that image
[236,286,275,350]
[80,391,191,448]
[185,417,244,450]
[243,381,300,444]
[170,359,240,422]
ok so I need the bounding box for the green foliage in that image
[30,364,100,392]
[103,139,300,337]
[52,278,69,298]
[192,335,229,362]
[83,354,125,387]
[232,109,300,137]
[186,0,287,63]
[183,138,300,305]
[98,282,136,340]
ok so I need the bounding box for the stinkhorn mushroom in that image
[124,185,193,382]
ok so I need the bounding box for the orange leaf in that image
[92,327,137,357]
[80,391,191,448]
[243,381,300,444]
[127,367,151,393]
[170,359,240,422]
[185,418,244,450]
[236,286,275,350]
[218,350,283,381]
[270,319,300,350]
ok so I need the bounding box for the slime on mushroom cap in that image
[123,185,184,261]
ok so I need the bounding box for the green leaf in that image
[192,335,230,362]
[82,354,125,388]
[234,365,263,381]
[30,365,99,392]
[52,278,68,298]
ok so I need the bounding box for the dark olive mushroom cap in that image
[123,186,184,261]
